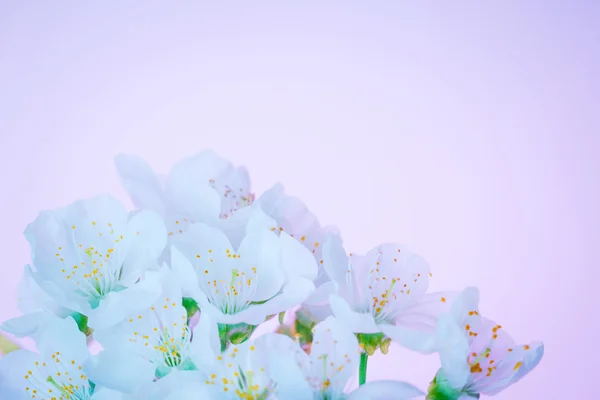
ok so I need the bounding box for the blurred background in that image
[1,2,598,398]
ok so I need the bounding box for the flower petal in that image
[322,234,350,288]
[329,294,380,333]
[0,312,56,340]
[380,323,438,353]
[387,291,458,353]
[36,316,88,362]
[280,232,318,281]
[435,313,471,388]
[304,280,337,306]
[165,151,226,223]
[237,228,284,302]
[90,387,126,400]
[169,245,202,299]
[84,349,156,394]
[188,310,220,370]
[114,153,166,215]
[347,380,425,400]
[0,349,40,399]
[86,273,162,330]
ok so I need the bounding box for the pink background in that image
[1,2,598,398]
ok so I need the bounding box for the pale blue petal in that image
[347,380,425,400]
[125,209,168,261]
[309,316,360,391]
[199,277,315,325]
[84,349,156,394]
[329,294,380,333]
[16,267,71,316]
[304,280,336,306]
[0,349,39,399]
[145,370,207,400]
[90,387,126,400]
[387,291,458,354]
[256,278,316,319]
[87,274,162,330]
[237,229,285,301]
[188,311,220,370]
[253,333,311,399]
[302,303,334,323]
[380,323,437,354]
[450,287,480,323]
[114,153,166,215]
[36,316,88,362]
[26,266,85,314]
[1,311,56,340]
[215,205,254,249]
[322,234,352,299]
[0,385,25,400]
[476,341,544,395]
[435,313,470,389]
[280,231,318,281]
[165,151,225,223]
[268,352,313,400]
[169,245,202,299]
[396,291,457,330]
[165,384,214,400]
[245,205,279,232]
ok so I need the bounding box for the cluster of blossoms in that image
[0,151,543,400]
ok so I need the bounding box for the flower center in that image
[203,267,259,315]
[23,352,91,400]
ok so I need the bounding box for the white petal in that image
[173,223,234,284]
[216,278,316,326]
[144,370,208,399]
[309,316,360,390]
[476,341,544,395]
[280,232,318,281]
[91,387,126,400]
[189,310,220,369]
[84,349,156,394]
[238,229,285,301]
[36,316,88,362]
[245,205,279,232]
[215,205,253,249]
[0,349,41,398]
[322,234,350,287]
[169,245,202,298]
[380,323,438,354]
[165,384,214,400]
[127,209,168,260]
[347,380,425,400]
[304,280,337,306]
[114,153,166,215]
[268,351,313,400]
[388,291,458,353]
[435,313,470,389]
[0,312,56,340]
[450,287,480,323]
[87,274,162,330]
[329,294,380,333]
[165,151,226,223]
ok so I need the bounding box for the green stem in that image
[359,352,369,385]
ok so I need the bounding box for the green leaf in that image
[71,312,93,337]
[182,298,200,320]
[278,311,286,325]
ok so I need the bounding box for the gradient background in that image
[1,2,598,399]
